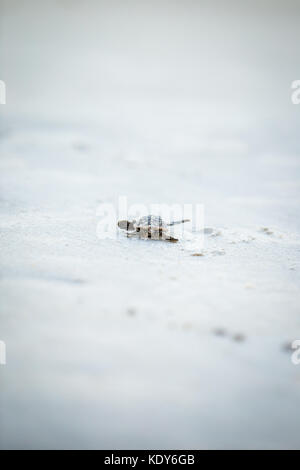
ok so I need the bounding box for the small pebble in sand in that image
[212,327,227,337]
[203,227,222,236]
[232,333,246,342]
[127,308,136,317]
[210,230,222,237]
[203,227,214,234]
[260,227,273,235]
[211,249,225,256]
[241,236,255,243]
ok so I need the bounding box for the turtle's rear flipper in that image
[126,232,138,238]
[168,219,190,226]
[165,236,178,243]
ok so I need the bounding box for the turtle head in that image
[117,220,136,231]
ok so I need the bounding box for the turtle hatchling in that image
[117,215,190,243]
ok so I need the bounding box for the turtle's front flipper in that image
[168,219,190,226]
[126,232,138,238]
[165,236,178,243]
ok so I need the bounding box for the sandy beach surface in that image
[0,0,300,449]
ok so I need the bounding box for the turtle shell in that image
[136,215,167,230]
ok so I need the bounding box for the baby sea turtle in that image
[118,215,190,243]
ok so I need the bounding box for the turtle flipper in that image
[126,232,138,238]
[168,219,190,226]
[165,236,178,243]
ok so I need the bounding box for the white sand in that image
[1,0,300,449]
